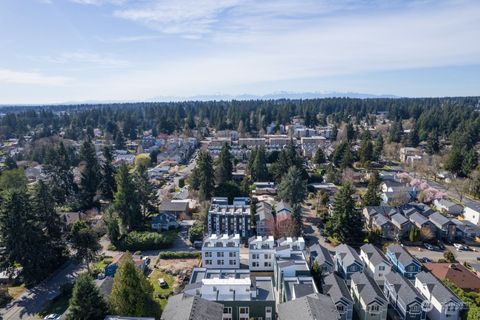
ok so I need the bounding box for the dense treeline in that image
[1,97,479,143]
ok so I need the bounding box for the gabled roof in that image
[276,201,292,213]
[161,293,224,320]
[351,272,386,305]
[415,271,462,304]
[323,273,353,304]
[159,200,189,212]
[373,214,392,227]
[277,293,339,320]
[335,244,362,267]
[309,244,334,267]
[360,244,391,266]
[364,206,398,218]
[256,201,274,221]
[391,213,409,229]
[424,263,480,291]
[428,212,452,229]
[409,212,430,228]
[384,272,423,306]
[387,245,419,268]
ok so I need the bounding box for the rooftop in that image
[424,263,480,291]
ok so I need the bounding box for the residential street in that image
[0,261,84,320]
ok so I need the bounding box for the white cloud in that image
[70,0,126,5]
[0,69,71,86]
[43,51,128,67]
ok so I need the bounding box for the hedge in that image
[158,251,201,259]
[116,231,176,251]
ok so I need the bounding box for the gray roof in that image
[373,214,391,227]
[159,200,188,212]
[276,200,292,213]
[256,202,274,221]
[436,199,462,210]
[428,212,452,229]
[391,213,409,228]
[387,245,419,267]
[309,244,334,267]
[161,293,224,320]
[409,212,430,227]
[351,272,386,305]
[384,272,423,306]
[365,206,398,218]
[360,244,391,266]
[335,244,362,267]
[277,293,340,320]
[415,271,462,304]
[323,273,353,304]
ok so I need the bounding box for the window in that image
[229,252,236,257]
[218,260,224,265]
[217,252,224,257]
[379,265,385,271]
[223,307,232,320]
[239,306,249,320]
[337,305,344,313]
[370,305,380,314]
[229,260,236,265]
[252,261,259,267]
[264,262,272,267]
[204,252,212,258]
[410,304,420,314]
[265,306,272,320]
[205,260,212,265]
[264,253,271,259]
[252,253,259,259]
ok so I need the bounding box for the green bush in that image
[116,231,176,251]
[159,252,201,259]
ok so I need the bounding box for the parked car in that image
[424,243,434,251]
[142,256,151,265]
[158,278,168,288]
[420,257,432,263]
[454,243,467,251]
[44,314,60,320]
[437,241,446,250]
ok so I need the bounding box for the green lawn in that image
[149,269,176,313]
[7,284,25,299]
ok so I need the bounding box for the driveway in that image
[301,204,336,252]
[0,261,84,320]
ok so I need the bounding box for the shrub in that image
[116,231,176,251]
[0,287,12,308]
[443,250,456,263]
[159,252,201,259]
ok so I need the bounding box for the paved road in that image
[405,244,480,264]
[0,261,83,320]
[301,203,336,252]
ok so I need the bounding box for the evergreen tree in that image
[324,183,364,245]
[114,164,142,230]
[408,129,419,147]
[373,134,384,161]
[67,273,108,320]
[215,143,233,184]
[252,146,269,181]
[134,164,156,219]
[32,180,66,258]
[388,121,403,143]
[69,221,101,272]
[313,148,326,165]
[362,178,381,206]
[240,175,251,195]
[358,139,373,166]
[426,132,440,154]
[195,151,215,200]
[462,149,478,176]
[100,146,116,200]
[79,139,101,207]
[346,122,355,141]
[445,147,464,176]
[114,130,126,149]
[109,253,154,317]
[409,226,420,242]
[278,166,307,205]
[0,189,58,284]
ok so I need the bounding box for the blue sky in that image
[0,0,479,104]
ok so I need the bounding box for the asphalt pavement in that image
[0,261,84,320]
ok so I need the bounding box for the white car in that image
[44,314,60,320]
[453,243,466,251]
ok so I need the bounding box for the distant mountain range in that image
[149,91,398,102]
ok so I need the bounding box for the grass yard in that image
[92,256,113,275]
[7,284,25,299]
[149,269,176,312]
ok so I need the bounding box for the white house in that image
[359,244,392,286]
[201,234,240,269]
[248,236,275,271]
[463,202,480,225]
[414,271,463,320]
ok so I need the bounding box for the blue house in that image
[335,244,363,283]
[384,272,427,320]
[385,245,421,279]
